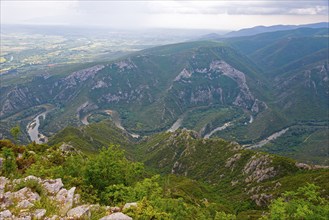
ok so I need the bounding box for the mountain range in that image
[0,26,328,165]
[201,22,329,39]
[1,23,329,219]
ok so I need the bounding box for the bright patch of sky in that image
[1,1,328,30]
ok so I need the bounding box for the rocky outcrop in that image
[34,209,46,219]
[225,153,241,169]
[250,193,273,207]
[123,202,138,210]
[92,80,109,89]
[100,212,133,220]
[210,60,255,109]
[112,59,137,72]
[0,210,12,219]
[59,143,77,154]
[0,176,133,220]
[64,65,105,86]
[174,68,192,81]
[56,187,76,216]
[0,87,41,117]
[0,176,8,193]
[43,178,64,195]
[67,205,91,219]
[295,162,329,170]
[243,154,276,183]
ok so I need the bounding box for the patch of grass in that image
[33,195,59,217]
[13,178,45,196]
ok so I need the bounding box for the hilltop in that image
[1,127,329,219]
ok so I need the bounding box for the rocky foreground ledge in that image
[0,176,135,220]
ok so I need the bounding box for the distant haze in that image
[1,1,328,30]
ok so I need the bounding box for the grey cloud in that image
[143,1,328,16]
[225,1,328,15]
[75,1,148,15]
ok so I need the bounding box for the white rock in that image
[45,215,59,220]
[0,176,8,193]
[17,217,32,220]
[110,207,121,213]
[1,191,13,209]
[67,205,91,219]
[43,178,63,195]
[0,210,12,219]
[24,175,42,183]
[123,202,138,210]
[17,199,34,208]
[73,193,80,205]
[13,187,40,203]
[17,212,32,220]
[34,209,46,219]
[100,212,133,220]
[56,187,76,216]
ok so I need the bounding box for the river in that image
[204,122,233,139]
[246,128,289,149]
[104,110,140,138]
[81,113,91,125]
[167,117,183,132]
[80,110,140,138]
[27,112,48,144]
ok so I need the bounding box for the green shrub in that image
[263,183,329,220]
[1,148,17,177]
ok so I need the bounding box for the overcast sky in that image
[1,1,328,30]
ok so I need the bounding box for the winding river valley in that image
[27,107,54,144]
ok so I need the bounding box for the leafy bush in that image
[215,211,237,220]
[1,147,17,177]
[263,183,329,220]
[84,145,143,192]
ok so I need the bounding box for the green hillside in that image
[1,41,268,136]
[1,127,328,219]
[48,120,134,154]
[1,28,328,165]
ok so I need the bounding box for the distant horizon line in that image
[1,21,328,32]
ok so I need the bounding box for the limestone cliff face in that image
[0,87,41,117]
[0,65,105,118]
[170,60,265,111]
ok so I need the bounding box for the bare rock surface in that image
[0,210,12,219]
[13,187,40,203]
[100,212,133,220]
[243,154,276,183]
[56,187,76,216]
[123,202,138,210]
[67,205,91,219]
[43,178,64,195]
[0,175,132,220]
[225,153,242,168]
[34,209,47,219]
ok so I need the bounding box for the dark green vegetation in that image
[264,183,329,219]
[213,28,329,164]
[48,120,134,154]
[259,126,329,165]
[1,124,329,219]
